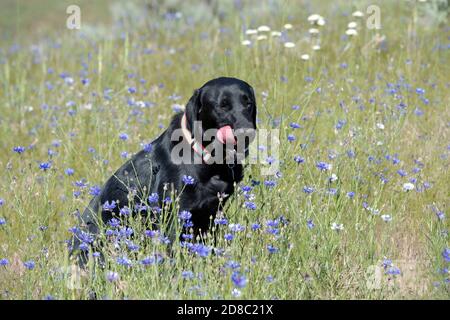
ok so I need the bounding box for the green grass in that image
[0,0,448,299]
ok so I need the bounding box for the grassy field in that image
[0,0,448,299]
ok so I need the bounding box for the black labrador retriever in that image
[70,77,257,266]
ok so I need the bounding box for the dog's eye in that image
[220,99,230,108]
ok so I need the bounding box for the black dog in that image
[70,77,257,266]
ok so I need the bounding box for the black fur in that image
[70,77,257,266]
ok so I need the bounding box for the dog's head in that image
[185,77,257,161]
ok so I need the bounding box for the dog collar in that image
[181,113,212,164]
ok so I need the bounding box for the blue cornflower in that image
[287,134,296,142]
[0,258,9,266]
[24,260,35,270]
[116,256,132,267]
[225,260,241,269]
[134,203,148,212]
[74,179,87,188]
[224,233,234,241]
[415,87,425,95]
[303,186,315,194]
[163,196,172,204]
[335,119,346,130]
[347,150,356,158]
[241,185,252,193]
[184,220,194,228]
[39,162,51,171]
[397,169,407,177]
[382,259,393,269]
[108,218,121,228]
[65,168,75,176]
[328,188,338,195]
[0,198,3,206]
[145,230,158,238]
[120,207,131,216]
[346,191,355,199]
[13,146,26,154]
[442,248,450,263]
[244,201,257,210]
[127,241,140,251]
[0,218,5,226]
[267,245,279,254]
[179,210,192,221]
[266,219,279,228]
[181,270,194,280]
[231,272,247,288]
[79,242,89,252]
[128,87,137,94]
[77,231,94,244]
[385,266,401,276]
[251,223,261,231]
[264,180,276,188]
[229,223,245,232]
[294,156,305,164]
[119,133,128,141]
[307,219,315,230]
[148,193,159,203]
[106,271,119,282]
[190,244,210,257]
[214,217,228,225]
[266,228,279,236]
[290,122,301,129]
[182,175,195,185]
[182,233,193,240]
[103,201,117,211]
[142,143,153,153]
[316,161,331,171]
[89,185,102,196]
[266,156,275,165]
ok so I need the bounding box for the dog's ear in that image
[185,89,202,137]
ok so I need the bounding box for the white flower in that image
[329,174,338,182]
[348,21,357,29]
[376,123,385,130]
[135,101,146,108]
[403,182,415,191]
[241,40,252,46]
[352,11,364,17]
[257,35,268,41]
[231,288,241,297]
[307,14,322,23]
[367,206,380,215]
[317,18,326,26]
[300,54,310,60]
[257,25,271,32]
[346,29,358,36]
[271,31,282,37]
[309,28,320,35]
[83,103,93,110]
[331,223,344,231]
[381,215,392,222]
[245,29,257,35]
[283,23,293,30]
[284,42,296,48]
[312,45,321,51]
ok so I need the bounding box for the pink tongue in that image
[217,126,236,145]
